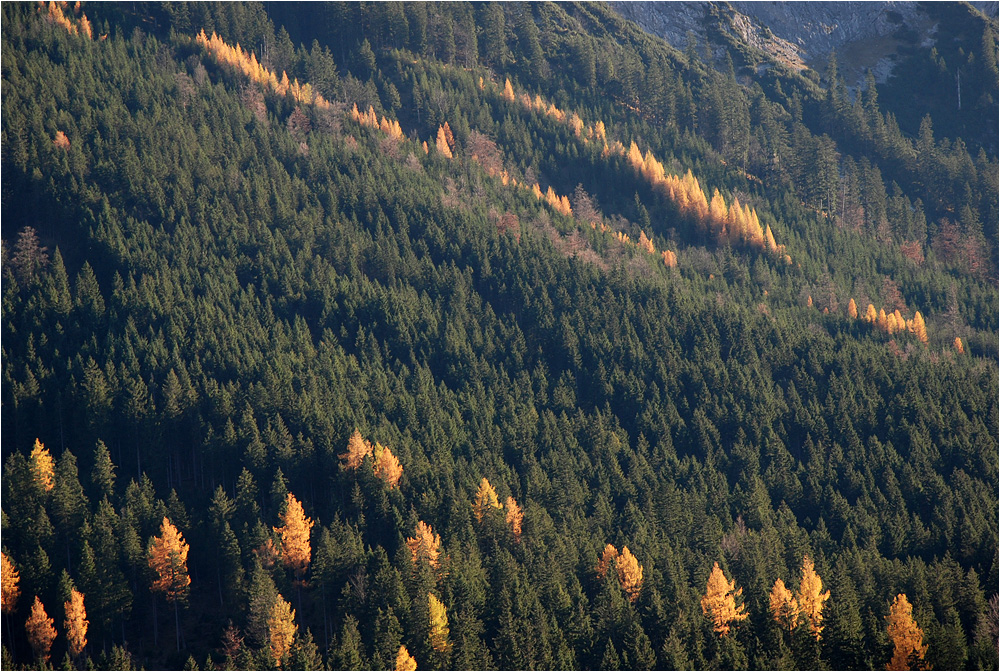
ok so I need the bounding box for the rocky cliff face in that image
[609,1,982,86]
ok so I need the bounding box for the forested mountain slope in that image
[1,2,997,670]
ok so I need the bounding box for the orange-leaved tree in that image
[1,551,19,615]
[25,596,56,664]
[340,429,373,470]
[30,438,55,493]
[504,496,523,542]
[954,336,964,354]
[395,644,417,671]
[769,577,800,633]
[428,592,451,653]
[407,521,442,571]
[616,546,644,602]
[797,555,830,639]
[848,298,858,319]
[64,588,88,660]
[373,443,403,489]
[436,125,454,159]
[910,311,928,344]
[596,544,618,580]
[268,593,298,668]
[148,517,191,651]
[886,593,928,670]
[700,562,749,636]
[472,478,502,523]
[275,492,314,584]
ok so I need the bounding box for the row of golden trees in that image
[194,30,685,270]
[701,556,929,670]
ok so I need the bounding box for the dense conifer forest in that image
[1,2,997,669]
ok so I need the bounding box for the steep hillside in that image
[1,2,997,670]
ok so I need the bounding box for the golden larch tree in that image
[64,588,88,659]
[79,13,92,39]
[865,303,878,323]
[638,231,656,254]
[396,644,417,671]
[407,521,442,570]
[886,593,928,671]
[910,311,928,344]
[268,594,298,668]
[441,122,455,149]
[764,224,779,253]
[340,429,372,470]
[54,131,71,150]
[148,517,191,651]
[502,78,515,101]
[26,596,57,664]
[373,444,404,489]
[472,478,502,523]
[1,552,20,614]
[30,438,55,493]
[797,555,830,639]
[709,190,728,230]
[149,517,191,602]
[700,562,749,636]
[616,546,644,602]
[428,592,451,653]
[504,496,523,542]
[662,249,678,268]
[848,298,858,319]
[954,336,964,354]
[274,492,314,582]
[769,577,800,633]
[596,544,618,580]
[435,126,453,158]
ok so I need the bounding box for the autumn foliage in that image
[436,123,454,159]
[407,521,442,570]
[596,544,644,601]
[340,429,404,487]
[274,492,314,581]
[30,438,54,493]
[340,428,372,470]
[797,555,830,639]
[197,29,330,109]
[268,594,297,668]
[596,544,619,580]
[44,1,91,39]
[615,546,644,602]
[395,644,417,671]
[700,562,749,636]
[769,578,799,633]
[428,592,451,653]
[1,552,19,615]
[472,477,502,523]
[351,104,404,141]
[373,443,404,489]
[64,588,88,659]
[25,596,57,664]
[148,517,191,604]
[886,593,928,670]
[505,496,523,542]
